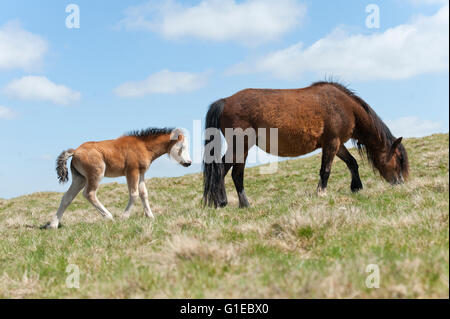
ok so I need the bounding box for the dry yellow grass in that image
[0,133,448,298]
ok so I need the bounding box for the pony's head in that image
[169,128,192,167]
[376,137,409,185]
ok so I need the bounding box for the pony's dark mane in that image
[126,127,174,138]
[311,81,409,177]
[313,80,394,142]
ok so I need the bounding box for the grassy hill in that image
[0,134,448,298]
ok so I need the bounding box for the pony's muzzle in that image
[391,173,404,185]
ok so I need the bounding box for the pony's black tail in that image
[203,99,227,208]
[56,149,75,184]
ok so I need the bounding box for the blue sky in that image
[0,0,448,198]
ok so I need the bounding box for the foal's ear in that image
[170,128,184,141]
[388,137,403,160]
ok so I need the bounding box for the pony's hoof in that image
[316,188,327,197]
[238,201,250,208]
[218,201,228,208]
[351,180,363,193]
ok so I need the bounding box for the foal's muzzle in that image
[182,161,192,167]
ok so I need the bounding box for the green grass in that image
[0,134,448,298]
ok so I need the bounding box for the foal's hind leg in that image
[43,169,85,229]
[317,138,340,196]
[83,174,114,221]
[337,145,363,192]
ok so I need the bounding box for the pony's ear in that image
[388,137,403,160]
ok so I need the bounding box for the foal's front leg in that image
[138,173,154,218]
[123,170,139,218]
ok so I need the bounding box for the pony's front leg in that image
[138,173,154,218]
[317,139,340,196]
[123,170,139,218]
[337,145,363,192]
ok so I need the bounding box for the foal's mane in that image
[126,127,175,138]
[311,81,409,176]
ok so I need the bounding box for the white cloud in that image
[0,21,47,71]
[114,69,208,97]
[119,0,306,45]
[0,106,15,119]
[228,5,449,80]
[3,76,81,105]
[408,0,449,5]
[386,116,445,137]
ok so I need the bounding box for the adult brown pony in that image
[42,128,192,229]
[203,81,409,208]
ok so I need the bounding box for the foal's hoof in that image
[40,222,59,230]
[122,213,131,220]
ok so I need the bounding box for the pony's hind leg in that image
[228,134,253,208]
[317,138,340,196]
[232,163,250,208]
[83,173,114,221]
[123,170,139,218]
[218,156,234,208]
[138,173,154,218]
[337,145,363,192]
[43,168,85,229]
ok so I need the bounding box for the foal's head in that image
[168,129,192,167]
[376,137,409,185]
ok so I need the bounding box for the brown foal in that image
[43,128,191,229]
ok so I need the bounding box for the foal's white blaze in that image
[170,129,192,166]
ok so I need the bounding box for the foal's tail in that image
[203,99,226,208]
[56,149,75,184]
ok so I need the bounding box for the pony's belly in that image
[257,132,320,157]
